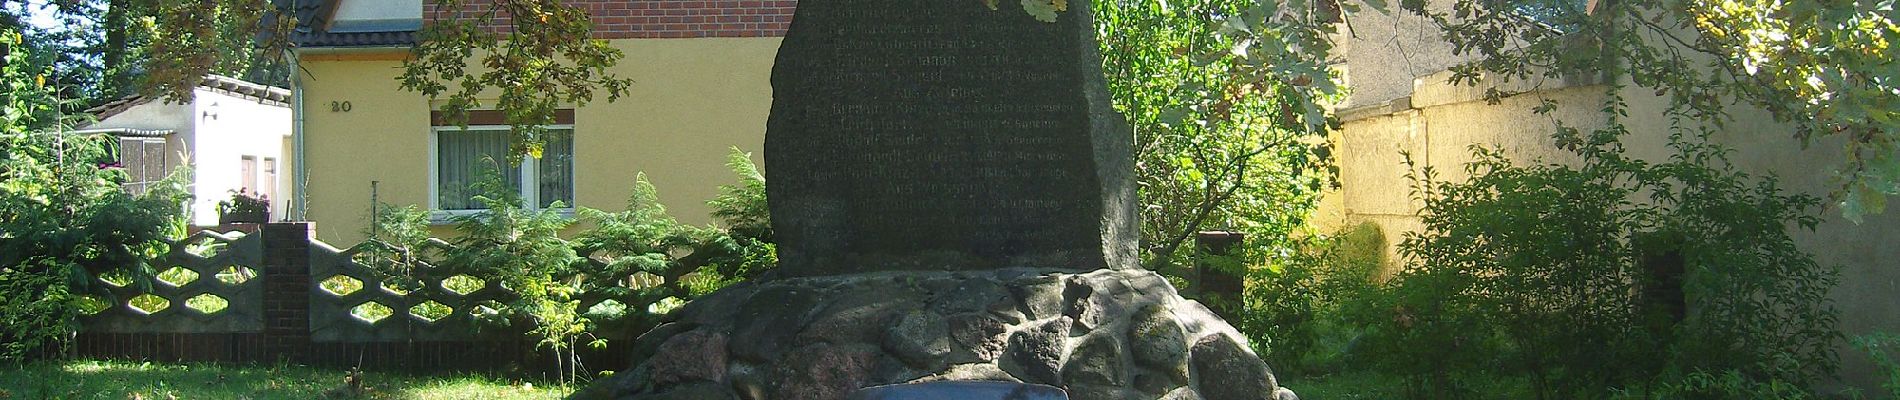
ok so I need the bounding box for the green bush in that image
[1857,332,1900,399]
[1242,222,1383,375]
[1621,369,1812,400]
[357,150,774,385]
[0,31,191,363]
[1358,129,1839,398]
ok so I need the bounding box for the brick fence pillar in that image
[262,222,315,363]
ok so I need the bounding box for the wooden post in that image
[1195,231,1246,320]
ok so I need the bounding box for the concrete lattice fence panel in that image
[306,240,519,343]
[81,229,265,334]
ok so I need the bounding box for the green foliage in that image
[1095,0,1339,283]
[1355,125,1839,398]
[0,259,78,362]
[1856,332,1900,399]
[216,189,270,223]
[708,147,770,242]
[355,202,435,278]
[141,0,286,102]
[0,30,190,363]
[1387,0,1900,221]
[575,174,731,319]
[1241,222,1383,375]
[356,155,773,386]
[1621,369,1813,400]
[432,171,587,384]
[401,0,633,163]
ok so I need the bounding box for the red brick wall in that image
[426,0,796,39]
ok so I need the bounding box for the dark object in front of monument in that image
[848,381,1067,400]
[764,0,1138,276]
[1194,231,1246,320]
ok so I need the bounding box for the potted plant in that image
[217,189,271,224]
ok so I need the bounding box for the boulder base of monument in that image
[572,269,1295,400]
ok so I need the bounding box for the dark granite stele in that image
[762,0,1138,276]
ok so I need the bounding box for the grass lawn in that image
[0,360,571,400]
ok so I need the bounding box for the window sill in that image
[428,208,576,226]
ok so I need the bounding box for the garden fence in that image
[71,223,635,373]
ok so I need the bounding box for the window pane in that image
[537,129,575,208]
[241,156,257,195]
[437,129,521,210]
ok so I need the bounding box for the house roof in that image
[86,75,292,120]
[269,0,418,48]
[69,128,176,138]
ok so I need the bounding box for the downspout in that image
[290,48,310,221]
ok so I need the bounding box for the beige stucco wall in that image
[1333,0,1473,108]
[1320,71,1620,267]
[296,37,779,246]
[1323,68,1900,392]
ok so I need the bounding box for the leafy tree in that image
[0,0,286,109]
[0,30,191,362]
[1387,0,1900,221]
[141,0,287,101]
[399,0,632,163]
[12,0,633,162]
[1095,0,1340,270]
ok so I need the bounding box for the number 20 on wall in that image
[330,101,353,112]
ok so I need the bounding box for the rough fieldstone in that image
[1173,300,1243,341]
[1190,334,1277,400]
[648,330,730,385]
[567,365,642,400]
[947,313,1010,364]
[1065,276,1129,331]
[1133,371,1182,395]
[1067,383,1137,400]
[799,283,923,345]
[1128,305,1189,383]
[730,286,828,363]
[929,278,1012,315]
[1063,334,1127,386]
[728,363,769,400]
[908,363,1021,383]
[1006,317,1072,386]
[1158,387,1206,400]
[1123,271,1179,299]
[627,322,698,364]
[1011,276,1067,320]
[588,271,1290,400]
[883,310,952,370]
[628,382,736,400]
[1273,387,1299,400]
[773,343,883,400]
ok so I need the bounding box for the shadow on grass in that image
[0,359,566,400]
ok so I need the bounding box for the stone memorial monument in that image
[576,1,1296,399]
[763,0,1138,276]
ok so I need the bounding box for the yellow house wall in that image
[297,37,779,246]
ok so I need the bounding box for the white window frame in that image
[427,124,577,223]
